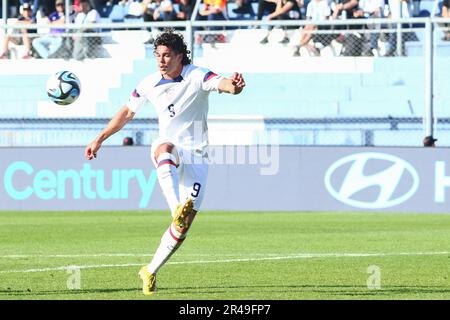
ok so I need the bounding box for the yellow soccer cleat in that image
[138,266,156,295]
[173,198,194,229]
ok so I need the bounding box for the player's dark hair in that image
[154,28,191,65]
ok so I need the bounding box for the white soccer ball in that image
[46,71,81,105]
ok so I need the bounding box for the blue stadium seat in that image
[0,101,38,117]
[373,130,423,146]
[2,56,447,123]
[0,75,47,117]
[108,4,126,22]
[338,100,412,117]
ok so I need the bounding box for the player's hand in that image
[231,72,245,89]
[85,140,101,160]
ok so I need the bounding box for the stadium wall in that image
[0,146,449,213]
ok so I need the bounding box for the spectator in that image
[331,0,359,20]
[293,0,331,56]
[28,0,40,16]
[259,0,301,45]
[72,0,101,60]
[331,0,365,56]
[141,0,158,22]
[423,135,437,147]
[384,0,413,56]
[257,0,278,20]
[176,0,195,20]
[135,0,156,44]
[8,1,42,17]
[73,0,81,12]
[153,0,176,21]
[199,0,228,24]
[125,1,144,18]
[197,0,228,43]
[0,2,36,59]
[356,0,384,56]
[139,0,176,22]
[32,0,66,59]
[442,0,450,41]
[232,0,256,18]
[32,0,58,17]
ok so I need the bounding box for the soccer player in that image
[84,29,245,295]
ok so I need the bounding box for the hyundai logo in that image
[324,152,419,209]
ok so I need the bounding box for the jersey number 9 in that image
[191,182,201,198]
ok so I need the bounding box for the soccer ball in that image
[46,71,81,105]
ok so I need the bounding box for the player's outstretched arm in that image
[84,105,135,160]
[218,72,246,95]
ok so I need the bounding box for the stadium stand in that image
[0,2,448,147]
[2,55,440,119]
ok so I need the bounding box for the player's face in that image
[154,45,183,78]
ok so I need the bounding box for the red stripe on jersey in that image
[132,89,140,98]
[203,71,217,82]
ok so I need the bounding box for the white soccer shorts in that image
[150,138,208,211]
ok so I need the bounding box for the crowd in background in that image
[2,0,448,25]
[0,0,195,21]
[0,0,104,59]
[0,0,449,59]
[2,0,448,21]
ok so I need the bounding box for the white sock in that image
[147,223,187,274]
[156,153,180,215]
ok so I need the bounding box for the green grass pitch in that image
[0,211,449,300]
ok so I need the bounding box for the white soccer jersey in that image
[126,64,223,154]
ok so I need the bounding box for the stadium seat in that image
[338,100,413,117]
[108,4,127,22]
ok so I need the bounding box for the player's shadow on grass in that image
[157,284,450,297]
[2,284,450,298]
[0,287,140,297]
